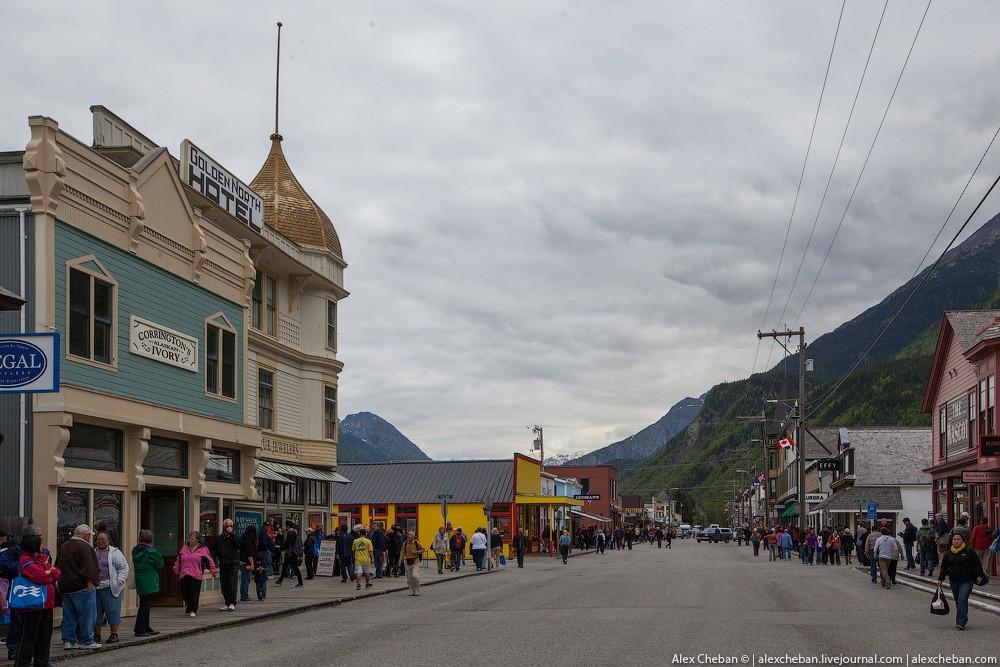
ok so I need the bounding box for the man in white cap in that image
[55,525,102,650]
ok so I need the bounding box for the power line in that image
[733,0,847,420]
[793,0,934,326]
[810,158,1000,415]
[775,0,890,329]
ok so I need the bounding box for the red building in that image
[922,311,1000,544]
[549,464,621,528]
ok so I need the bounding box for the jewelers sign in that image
[130,316,198,372]
[0,333,59,393]
[180,140,263,231]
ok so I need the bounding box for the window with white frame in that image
[67,258,116,365]
[206,313,237,399]
[326,300,337,350]
[258,368,274,430]
[324,386,337,440]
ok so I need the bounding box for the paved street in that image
[67,541,999,666]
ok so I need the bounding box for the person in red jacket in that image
[969,518,993,576]
[13,532,60,667]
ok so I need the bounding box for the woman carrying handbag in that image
[938,532,987,630]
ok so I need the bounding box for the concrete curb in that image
[852,566,1000,617]
[49,567,500,663]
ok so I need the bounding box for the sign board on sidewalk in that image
[0,333,59,393]
[316,539,337,576]
[867,501,877,520]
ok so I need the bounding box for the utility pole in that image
[532,425,544,475]
[758,327,807,534]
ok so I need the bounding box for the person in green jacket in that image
[132,529,164,637]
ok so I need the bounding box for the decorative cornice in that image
[191,208,208,283]
[126,425,151,492]
[23,116,65,218]
[127,175,146,253]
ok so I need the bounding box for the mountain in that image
[563,396,705,467]
[623,210,1000,522]
[337,412,431,463]
[775,211,1000,379]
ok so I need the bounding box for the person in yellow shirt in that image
[352,527,375,591]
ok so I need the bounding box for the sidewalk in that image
[852,564,1000,615]
[3,565,499,664]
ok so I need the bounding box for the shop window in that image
[939,406,947,458]
[282,478,303,505]
[205,313,237,399]
[67,258,116,366]
[308,513,324,531]
[981,376,996,437]
[258,368,275,430]
[396,505,417,535]
[252,271,263,331]
[64,422,123,472]
[969,390,977,447]
[57,488,122,549]
[144,436,188,478]
[324,386,337,440]
[326,300,337,350]
[307,480,328,506]
[264,480,279,504]
[200,496,219,550]
[205,447,241,484]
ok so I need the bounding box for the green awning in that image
[781,500,799,518]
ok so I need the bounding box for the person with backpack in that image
[840,528,855,566]
[11,531,60,666]
[275,523,303,587]
[898,518,918,570]
[916,518,938,577]
[386,525,402,578]
[174,531,217,617]
[559,529,572,564]
[969,517,993,577]
[449,528,466,572]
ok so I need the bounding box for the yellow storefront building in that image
[332,454,583,558]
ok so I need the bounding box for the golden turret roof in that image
[250,135,343,260]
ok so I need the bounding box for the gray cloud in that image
[5,1,1000,459]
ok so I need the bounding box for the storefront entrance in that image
[140,487,186,606]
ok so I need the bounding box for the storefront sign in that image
[573,494,601,501]
[180,140,263,231]
[805,493,829,503]
[234,510,262,537]
[129,316,198,371]
[0,333,59,393]
[980,435,1000,458]
[262,436,300,458]
[316,539,337,576]
[817,459,838,472]
[961,470,1000,483]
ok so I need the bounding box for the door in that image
[140,487,185,605]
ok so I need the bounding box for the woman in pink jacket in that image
[173,531,217,617]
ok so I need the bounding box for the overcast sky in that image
[6,1,1000,460]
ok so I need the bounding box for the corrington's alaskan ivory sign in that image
[129,316,198,371]
[180,140,263,231]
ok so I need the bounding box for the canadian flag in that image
[776,437,794,450]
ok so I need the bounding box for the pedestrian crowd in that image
[744,511,999,631]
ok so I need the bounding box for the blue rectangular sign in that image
[0,333,60,393]
[867,501,877,520]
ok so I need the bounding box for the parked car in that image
[696,527,732,543]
